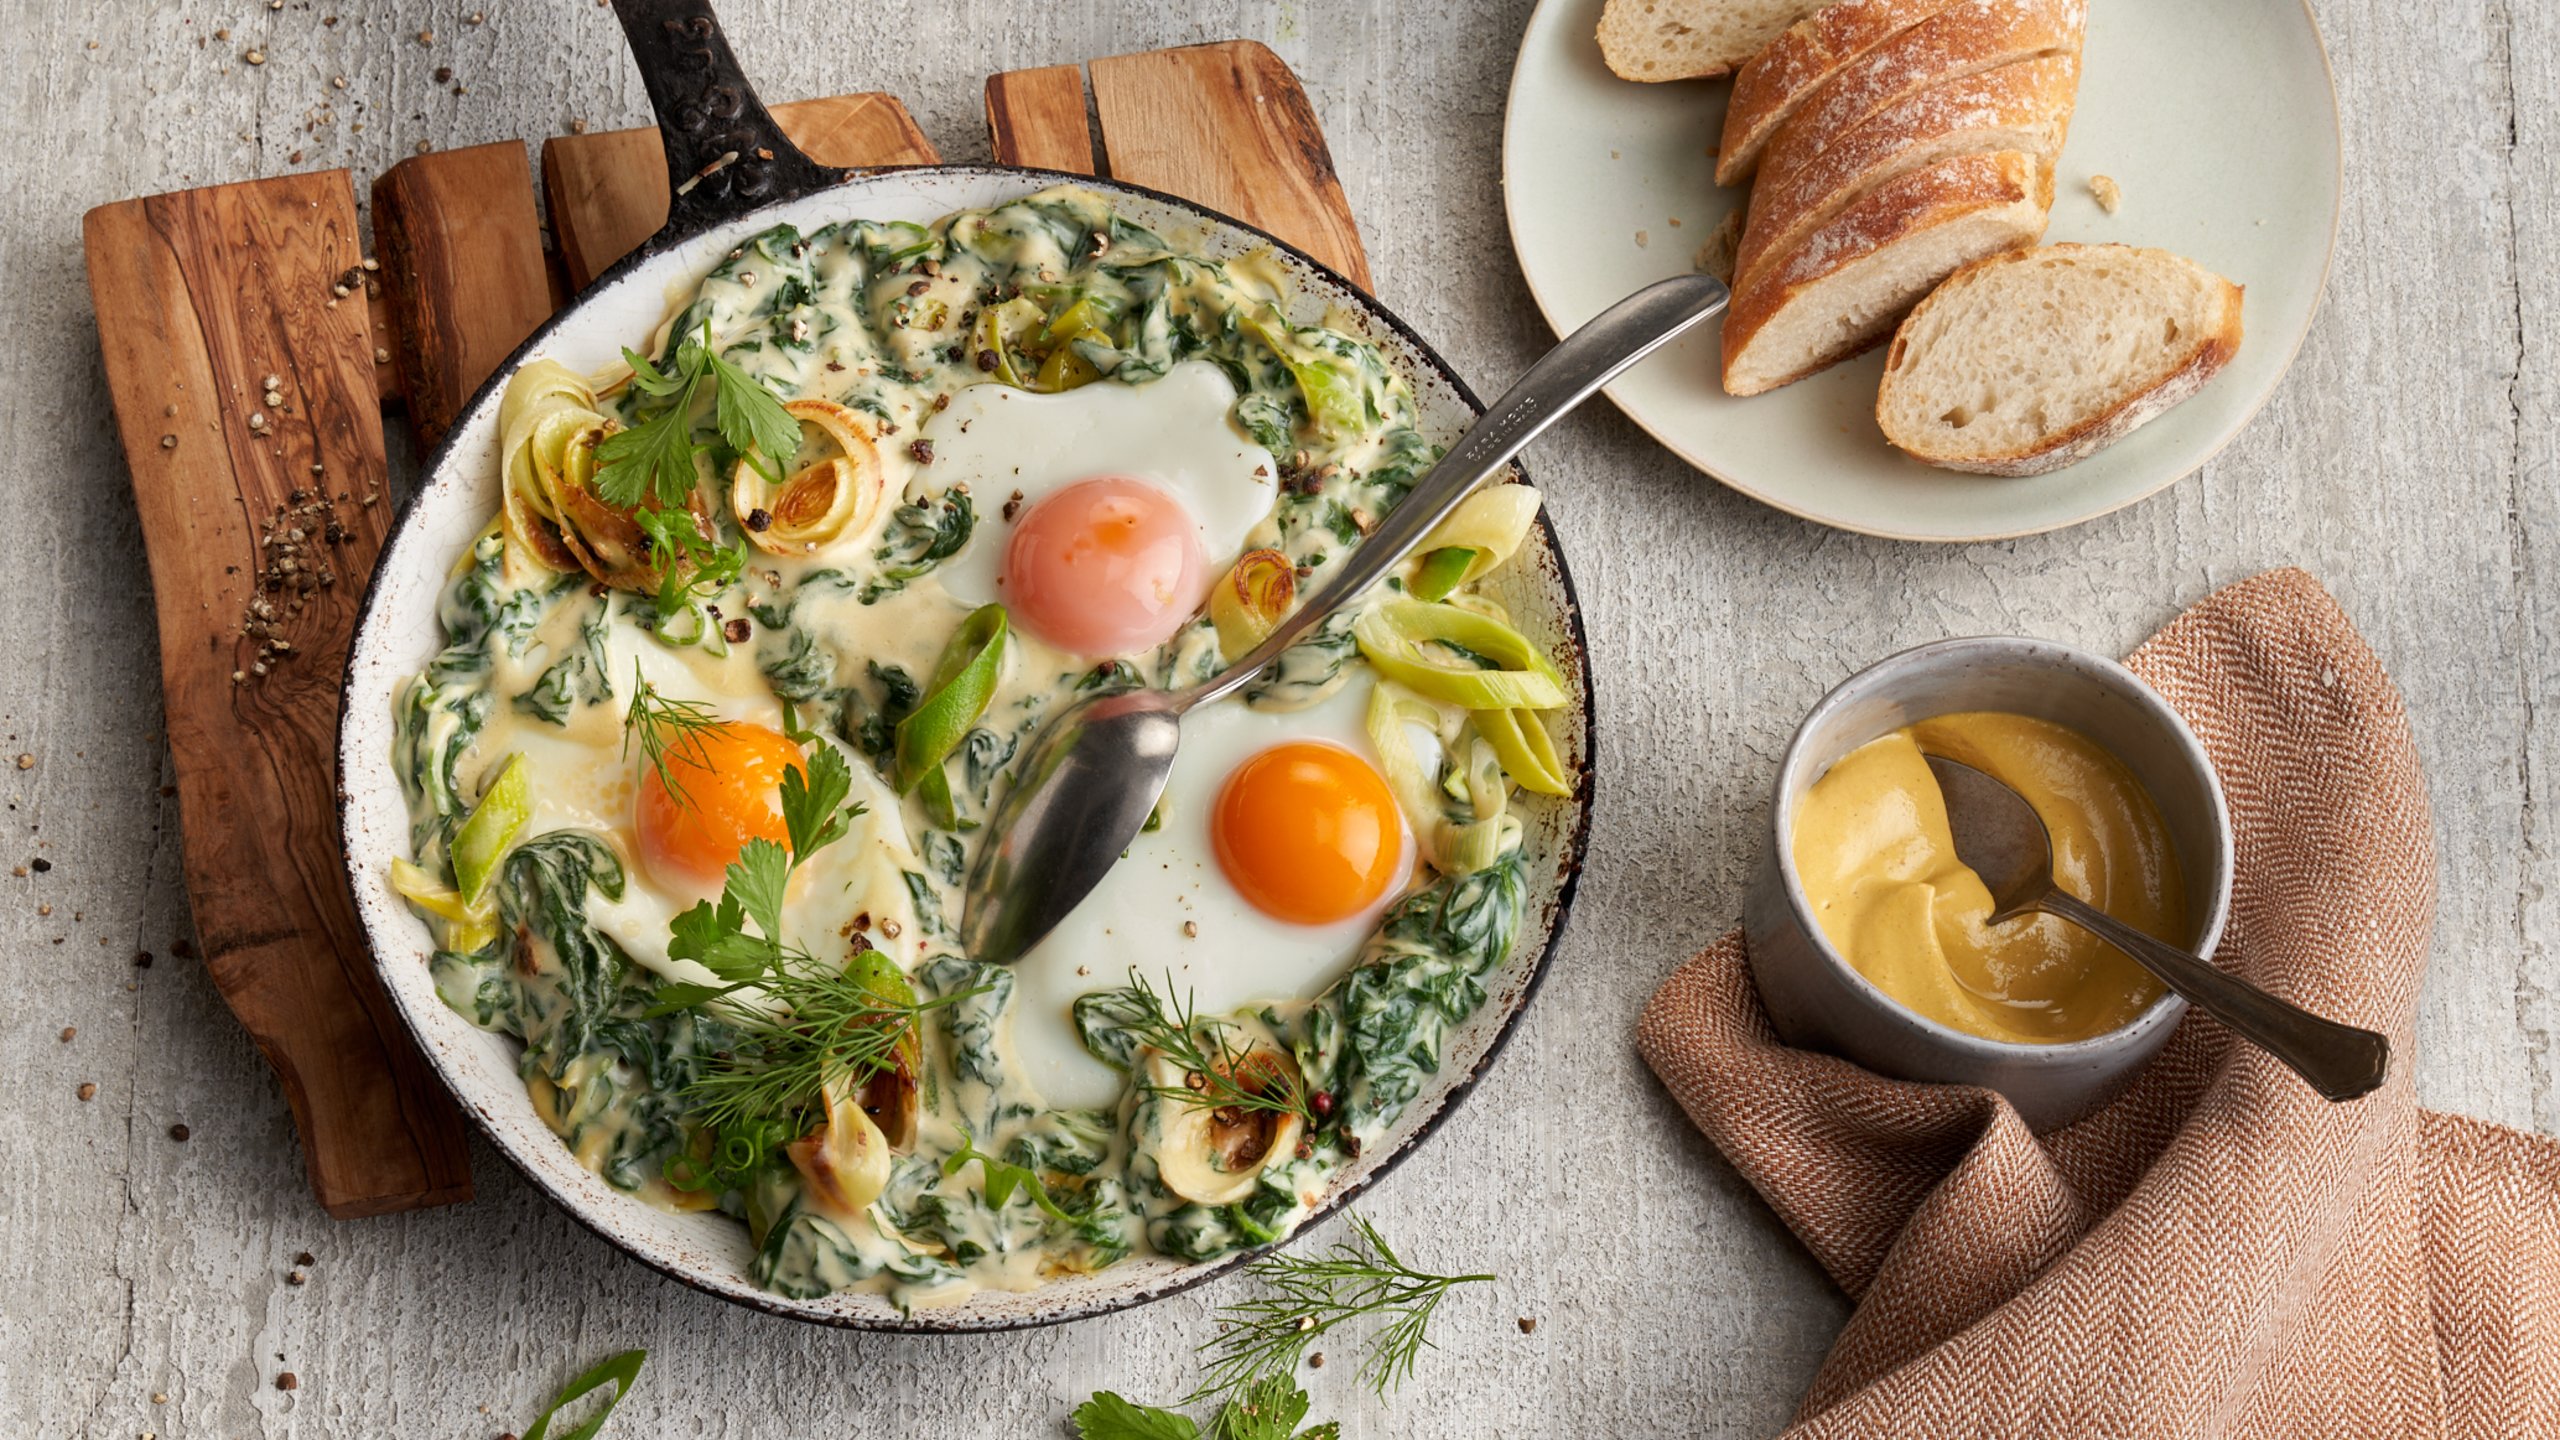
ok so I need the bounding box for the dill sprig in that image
[1192,1213,1494,1404]
[673,963,981,1138]
[620,667,726,811]
[1119,969,1314,1126]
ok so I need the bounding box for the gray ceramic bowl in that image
[1741,637,2233,1131]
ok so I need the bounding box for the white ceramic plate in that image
[1501,0,2340,541]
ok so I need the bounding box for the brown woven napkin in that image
[1638,568,2560,1437]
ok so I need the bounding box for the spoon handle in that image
[1184,272,1732,709]
[2035,889,2391,1101]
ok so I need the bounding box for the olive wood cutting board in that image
[81,41,1368,1218]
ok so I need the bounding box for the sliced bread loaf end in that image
[1598,0,1833,82]
[1877,245,2245,475]
[1721,149,2053,397]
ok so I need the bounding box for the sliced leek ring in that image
[1142,1049,1304,1207]
[786,1079,893,1221]
[1208,548,1296,661]
[1415,484,1543,590]
[731,399,885,558]
[497,361,606,581]
[1352,601,1567,711]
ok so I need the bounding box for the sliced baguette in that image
[1597,0,1832,82]
[1718,0,1963,185]
[1877,245,2246,475]
[1732,52,2081,295]
[1745,0,2084,188]
[1721,149,2053,396]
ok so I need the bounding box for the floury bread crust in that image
[1732,52,2082,296]
[1721,149,2053,397]
[1719,0,2086,185]
[1877,244,2246,476]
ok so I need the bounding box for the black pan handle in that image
[610,0,846,250]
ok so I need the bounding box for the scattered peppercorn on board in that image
[79,40,1367,1220]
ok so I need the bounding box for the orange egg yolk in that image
[1002,475,1205,657]
[1212,742,1405,925]
[635,720,803,893]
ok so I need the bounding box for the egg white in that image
[1008,674,1418,1110]
[918,361,1279,611]
[466,606,928,992]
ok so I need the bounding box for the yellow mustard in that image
[1790,712,2184,1044]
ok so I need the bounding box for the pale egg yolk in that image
[1212,742,1404,925]
[635,720,803,893]
[1002,475,1205,657]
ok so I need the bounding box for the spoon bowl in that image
[1925,754,2390,1102]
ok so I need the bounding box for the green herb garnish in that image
[633,504,746,619]
[942,1123,1075,1222]
[619,667,725,812]
[522,1349,645,1440]
[1119,969,1313,1127]
[1193,1213,1494,1403]
[596,318,797,510]
[1073,1374,1337,1440]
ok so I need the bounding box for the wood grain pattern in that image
[1090,41,1374,290]
[81,173,474,1220]
[543,92,939,290]
[371,141,559,451]
[986,64,1099,173]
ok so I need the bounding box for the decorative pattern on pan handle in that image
[610,0,847,251]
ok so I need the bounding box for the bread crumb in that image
[1633,229,1650,249]
[1694,211,1744,286]
[2089,174,2123,214]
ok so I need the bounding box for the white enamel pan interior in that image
[338,166,1598,1330]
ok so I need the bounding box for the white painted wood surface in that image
[1,0,2545,1434]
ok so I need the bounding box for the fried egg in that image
[1008,675,1421,1109]
[465,607,926,990]
[919,361,1277,658]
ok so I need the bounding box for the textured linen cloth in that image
[1637,568,2560,1437]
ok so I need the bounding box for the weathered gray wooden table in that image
[4,0,2548,1434]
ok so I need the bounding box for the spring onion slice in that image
[1472,706,1572,798]
[895,605,1008,828]
[521,1349,646,1440]
[1416,484,1543,590]
[1352,601,1566,711]
[451,752,531,904]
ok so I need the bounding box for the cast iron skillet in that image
[337,0,1596,1329]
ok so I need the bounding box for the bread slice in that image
[1597,0,1832,83]
[1719,0,1963,185]
[1731,0,2084,188]
[1733,53,2080,295]
[1721,149,2052,396]
[1877,245,2245,475]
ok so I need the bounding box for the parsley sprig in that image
[1073,1374,1337,1440]
[1194,1214,1494,1403]
[596,318,798,511]
[1120,969,1313,1127]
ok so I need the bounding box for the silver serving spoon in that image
[958,273,1733,966]
[1924,754,2390,1101]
